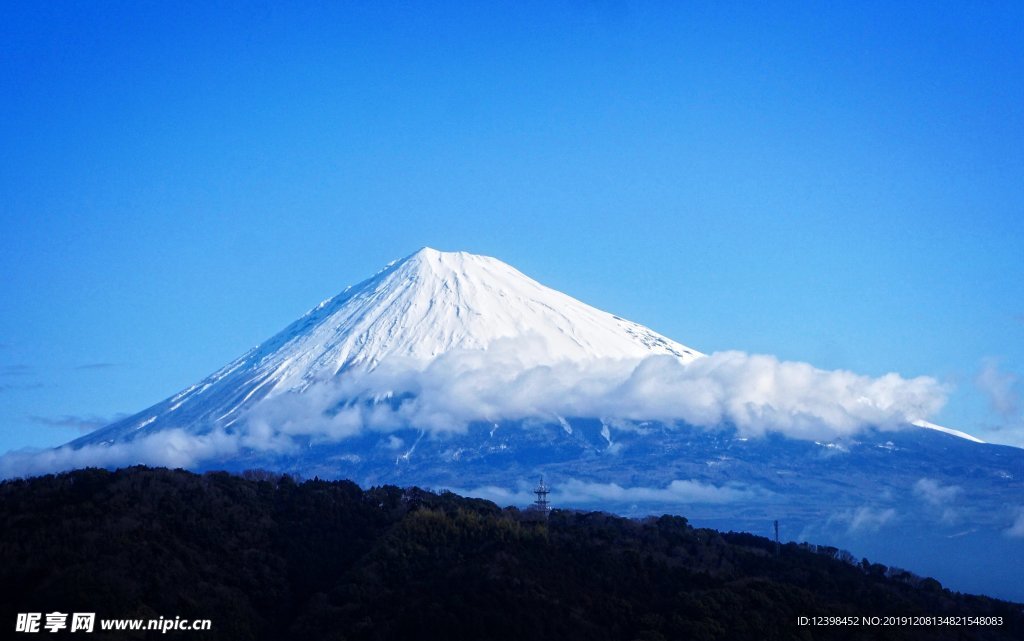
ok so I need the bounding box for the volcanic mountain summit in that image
[76,248,701,446]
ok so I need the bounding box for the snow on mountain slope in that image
[76,248,701,444]
[256,247,701,375]
[912,420,985,444]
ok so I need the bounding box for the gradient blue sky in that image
[2,2,1022,453]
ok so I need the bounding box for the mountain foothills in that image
[2,248,1023,600]
[1,467,1022,641]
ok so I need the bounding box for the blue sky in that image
[1,2,1022,452]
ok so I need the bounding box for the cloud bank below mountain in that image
[1,346,947,478]
[246,344,946,441]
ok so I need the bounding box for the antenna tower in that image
[533,477,551,517]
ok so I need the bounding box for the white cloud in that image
[913,478,962,506]
[457,478,762,507]
[1005,509,1024,539]
[832,506,897,533]
[913,478,963,524]
[976,358,1020,419]
[0,429,241,479]
[248,348,948,442]
[974,358,1024,447]
[1,346,949,477]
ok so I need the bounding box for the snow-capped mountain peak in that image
[263,247,701,379]
[76,248,700,444]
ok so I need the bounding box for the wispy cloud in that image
[976,358,1020,419]
[556,478,763,505]
[0,365,42,392]
[1005,509,1024,539]
[1,364,33,376]
[458,478,764,507]
[913,478,962,506]
[975,358,1024,447]
[74,363,120,371]
[0,429,243,479]
[913,478,962,523]
[831,506,897,533]
[0,382,44,394]
[30,414,126,433]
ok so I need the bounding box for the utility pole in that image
[773,520,780,557]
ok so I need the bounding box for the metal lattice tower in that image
[533,477,551,515]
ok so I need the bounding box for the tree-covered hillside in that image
[0,467,1020,640]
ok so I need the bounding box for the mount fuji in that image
[75,247,701,446]
[11,248,1024,600]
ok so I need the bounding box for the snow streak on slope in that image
[913,420,985,444]
[76,248,701,445]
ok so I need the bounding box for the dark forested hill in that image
[1,467,1020,640]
